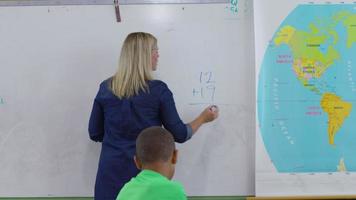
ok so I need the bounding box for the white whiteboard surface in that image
[0,2,254,197]
[0,0,229,6]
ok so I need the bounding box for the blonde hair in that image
[111,32,157,98]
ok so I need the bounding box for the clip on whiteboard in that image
[114,0,121,22]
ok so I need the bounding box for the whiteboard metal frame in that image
[0,0,229,6]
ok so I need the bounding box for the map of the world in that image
[258,4,356,172]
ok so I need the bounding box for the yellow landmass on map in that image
[328,29,339,45]
[337,157,347,172]
[293,58,325,94]
[343,14,356,48]
[293,57,328,79]
[274,25,296,45]
[333,11,356,48]
[274,24,340,94]
[320,93,352,145]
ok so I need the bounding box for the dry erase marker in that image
[210,105,218,112]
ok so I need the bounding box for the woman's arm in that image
[159,87,187,143]
[159,83,218,142]
[88,97,105,142]
[188,105,219,134]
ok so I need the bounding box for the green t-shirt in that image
[116,170,187,200]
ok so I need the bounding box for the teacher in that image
[88,32,218,200]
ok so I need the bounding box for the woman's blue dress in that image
[88,79,191,200]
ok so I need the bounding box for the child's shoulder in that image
[153,179,186,195]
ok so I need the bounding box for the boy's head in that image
[135,126,177,179]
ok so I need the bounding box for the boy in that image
[116,126,187,200]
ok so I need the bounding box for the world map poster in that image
[255,0,356,196]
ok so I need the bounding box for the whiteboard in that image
[0,2,255,197]
[0,0,229,6]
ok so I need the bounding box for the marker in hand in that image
[199,105,219,123]
[209,105,218,112]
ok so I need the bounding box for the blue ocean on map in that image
[258,4,356,172]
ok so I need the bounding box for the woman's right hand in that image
[199,105,219,123]
[189,105,219,134]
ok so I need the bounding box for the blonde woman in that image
[88,32,218,200]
